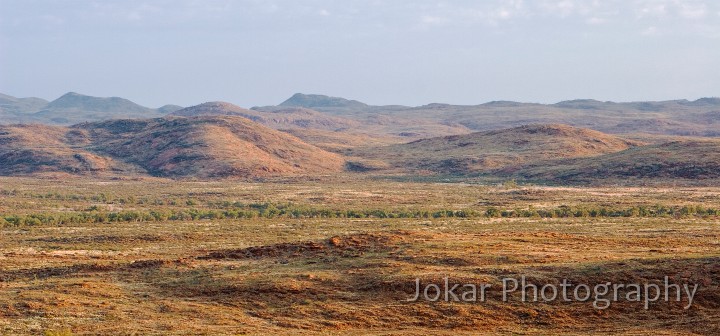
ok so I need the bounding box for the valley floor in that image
[0,177,718,335]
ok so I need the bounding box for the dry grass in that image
[0,177,718,335]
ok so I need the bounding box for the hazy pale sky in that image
[1,0,719,108]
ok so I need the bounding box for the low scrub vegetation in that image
[3,203,719,228]
[1,177,719,334]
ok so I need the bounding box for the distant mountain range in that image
[263,93,720,139]
[0,92,182,125]
[4,91,720,137]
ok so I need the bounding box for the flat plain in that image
[1,176,718,335]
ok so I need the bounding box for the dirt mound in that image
[127,259,176,269]
[0,263,116,282]
[200,232,411,260]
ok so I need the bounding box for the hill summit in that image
[279,93,368,109]
[170,101,254,117]
[45,92,153,113]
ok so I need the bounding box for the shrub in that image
[485,207,500,218]
[24,217,42,226]
[44,329,73,336]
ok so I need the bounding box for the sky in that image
[1,0,719,108]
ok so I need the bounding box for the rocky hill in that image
[515,139,720,183]
[86,116,345,178]
[0,115,344,178]
[171,102,359,131]
[349,124,639,174]
[0,124,135,176]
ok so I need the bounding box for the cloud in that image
[4,0,720,39]
[641,26,659,36]
[635,0,714,20]
[676,1,707,19]
[420,15,447,25]
[586,17,605,25]
[636,1,668,18]
[551,0,576,16]
[413,0,529,28]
